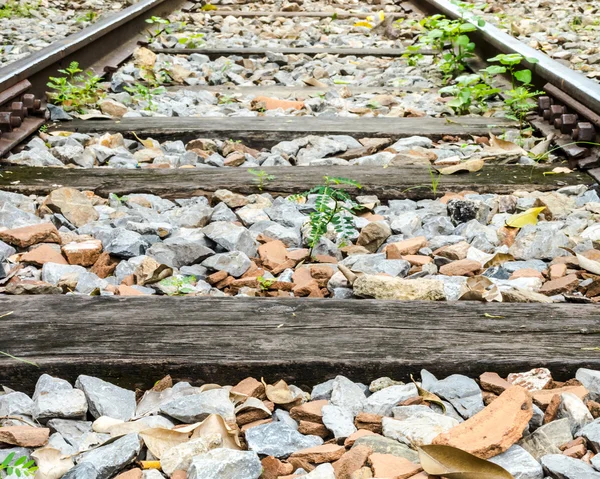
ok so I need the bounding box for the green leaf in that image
[1,453,15,468]
[526,56,539,64]
[14,457,26,467]
[456,34,470,47]
[459,23,476,32]
[514,69,532,84]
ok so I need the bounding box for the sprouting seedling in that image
[429,166,442,196]
[257,276,275,291]
[296,176,363,253]
[0,452,38,476]
[249,169,275,191]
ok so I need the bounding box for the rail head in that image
[0,0,180,93]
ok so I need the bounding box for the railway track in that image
[0,1,599,476]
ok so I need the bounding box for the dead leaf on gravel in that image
[529,134,554,157]
[483,253,514,268]
[139,427,194,459]
[262,379,299,405]
[190,414,242,449]
[235,397,273,416]
[410,375,446,413]
[31,446,74,479]
[438,158,484,175]
[419,444,515,478]
[458,276,501,302]
[489,134,527,155]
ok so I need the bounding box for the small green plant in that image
[257,276,275,291]
[487,53,544,135]
[299,176,362,251]
[0,0,39,19]
[158,275,197,295]
[177,32,205,48]
[404,11,480,82]
[429,166,441,195]
[219,94,236,105]
[38,124,48,133]
[438,73,500,114]
[145,16,173,42]
[77,11,98,23]
[366,100,381,110]
[46,61,105,112]
[0,452,38,476]
[249,169,275,191]
[124,83,166,111]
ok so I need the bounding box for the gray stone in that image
[420,369,438,390]
[161,435,221,476]
[330,376,366,416]
[265,198,306,228]
[203,221,257,257]
[48,104,73,121]
[389,136,432,150]
[540,454,600,479]
[47,419,93,449]
[245,421,323,458]
[576,419,600,452]
[342,254,410,278]
[104,229,148,258]
[520,418,573,460]
[488,445,543,479]
[576,368,600,401]
[167,205,213,228]
[160,388,235,423]
[33,375,72,402]
[0,392,33,416]
[273,409,298,430]
[0,240,16,262]
[322,405,356,438]
[211,202,238,222]
[503,260,548,273]
[147,237,214,269]
[352,435,419,462]
[76,272,108,294]
[78,433,142,479]
[201,251,251,277]
[530,404,544,431]
[75,375,136,421]
[383,409,459,447]
[311,379,335,401]
[558,392,593,434]
[48,432,77,455]
[509,224,572,261]
[429,374,484,419]
[61,463,99,479]
[41,263,86,285]
[188,449,262,479]
[363,384,418,416]
[33,389,88,421]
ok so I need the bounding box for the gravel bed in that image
[4,132,541,169]
[0,0,138,68]
[1,368,600,478]
[474,0,600,81]
[206,0,405,13]
[0,172,598,301]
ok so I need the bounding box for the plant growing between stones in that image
[487,53,544,137]
[124,83,166,111]
[77,11,98,23]
[46,62,105,112]
[293,176,362,252]
[248,169,275,191]
[257,276,275,291]
[0,0,39,18]
[0,452,38,476]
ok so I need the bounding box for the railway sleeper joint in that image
[0,80,48,157]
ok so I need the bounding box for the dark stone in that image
[447,199,480,226]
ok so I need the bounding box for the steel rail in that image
[419,0,600,117]
[0,0,187,96]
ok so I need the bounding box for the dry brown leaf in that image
[302,77,327,88]
[458,275,494,301]
[483,253,514,269]
[235,397,273,416]
[438,158,484,175]
[190,414,242,449]
[529,134,554,157]
[419,444,514,478]
[262,379,298,405]
[139,427,191,459]
[410,375,446,413]
[489,134,527,155]
[31,446,74,479]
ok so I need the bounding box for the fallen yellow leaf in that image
[505,206,546,228]
[419,444,515,478]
